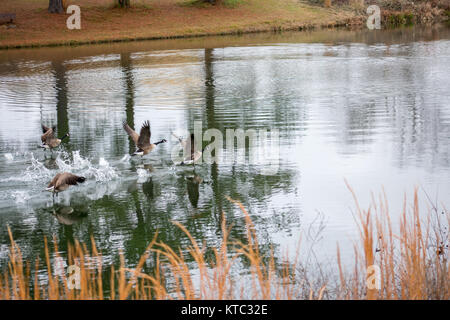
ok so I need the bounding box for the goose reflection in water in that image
[51,204,88,225]
[142,164,154,172]
[43,157,58,170]
[142,177,154,200]
[185,172,204,212]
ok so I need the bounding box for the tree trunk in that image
[48,0,65,14]
[117,0,131,8]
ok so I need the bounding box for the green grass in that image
[223,0,245,8]
[179,0,215,8]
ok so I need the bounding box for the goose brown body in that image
[41,125,69,149]
[123,120,166,156]
[47,172,86,193]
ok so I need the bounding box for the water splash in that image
[120,154,131,162]
[4,153,54,183]
[4,153,14,162]
[89,157,118,182]
[56,150,90,171]
[1,152,53,184]
[11,191,31,204]
[55,151,118,182]
[1,151,118,186]
[136,168,151,183]
[99,157,108,167]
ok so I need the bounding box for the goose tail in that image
[132,151,144,156]
[76,176,86,183]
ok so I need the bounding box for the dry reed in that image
[0,190,448,300]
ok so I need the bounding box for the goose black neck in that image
[154,139,166,145]
[60,134,69,141]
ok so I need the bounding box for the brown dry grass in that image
[0,196,307,300]
[0,0,357,49]
[337,184,449,299]
[0,191,448,300]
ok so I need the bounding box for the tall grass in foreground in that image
[0,190,448,300]
[337,186,449,299]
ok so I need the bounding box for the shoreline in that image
[0,1,448,51]
[0,18,361,51]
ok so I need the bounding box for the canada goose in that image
[172,132,202,165]
[123,121,167,157]
[40,125,69,150]
[46,172,86,198]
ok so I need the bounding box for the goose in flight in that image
[40,125,69,151]
[46,172,86,199]
[123,120,167,157]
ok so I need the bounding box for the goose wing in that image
[42,125,50,133]
[48,173,62,188]
[137,121,151,148]
[55,173,82,188]
[41,125,56,143]
[123,121,140,145]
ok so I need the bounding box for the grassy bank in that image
[345,0,450,27]
[1,1,448,50]
[0,0,362,50]
[1,190,448,300]
[1,1,449,50]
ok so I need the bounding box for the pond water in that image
[0,24,449,286]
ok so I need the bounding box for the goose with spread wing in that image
[123,120,167,157]
[40,125,69,150]
[46,172,86,199]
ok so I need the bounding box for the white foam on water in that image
[56,150,90,171]
[24,154,53,182]
[54,151,118,182]
[89,157,118,182]
[120,154,131,162]
[11,190,31,204]
[99,157,108,167]
[1,152,120,207]
[0,154,53,184]
[4,153,14,162]
[136,168,151,183]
